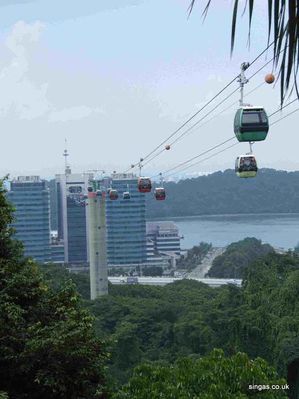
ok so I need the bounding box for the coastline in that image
[148,212,299,221]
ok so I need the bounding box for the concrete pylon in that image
[88,190,108,299]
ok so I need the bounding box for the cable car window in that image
[260,111,268,123]
[68,186,82,193]
[242,112,261,125]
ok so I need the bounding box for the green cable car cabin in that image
[234,107,269,142]
[235,155,258,178]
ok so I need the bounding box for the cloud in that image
[0,21,103,122]
[0,20,51,119]
[5,19,44,56]
[48,106,104,122]
[0,0,143,22]
[0,0,36,6]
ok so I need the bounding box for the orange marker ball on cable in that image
[265,73,275,84]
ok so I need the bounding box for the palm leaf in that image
[188,0,299,104]
[202,0,212,19]
[267,0,273,45]
[231,0,239,55]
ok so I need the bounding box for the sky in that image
[0,0,297,180]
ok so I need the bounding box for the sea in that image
[154,213,299,250]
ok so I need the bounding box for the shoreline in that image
[148,212,299,221]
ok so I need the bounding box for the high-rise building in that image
[48,178,58,231]
[8,176,51,262]
[55,171,91,264]
[106,173,147,267]
[146,221,181,255]
[50,231,65,263]
[146,238,169,267]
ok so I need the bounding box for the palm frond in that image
[231,0,239,55]
[189,0,299,104]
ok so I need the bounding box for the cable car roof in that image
[237,154,257,157]
[239,106,266,110]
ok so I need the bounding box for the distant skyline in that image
[0,0,298,179]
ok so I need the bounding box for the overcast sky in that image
[0,0,297,179]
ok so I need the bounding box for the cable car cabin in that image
[234,107,269,142]
[235,155,258,178]
[138,177,152,193]
[154,187,166,200]
[109,189,118,200]
[123,191,130,200]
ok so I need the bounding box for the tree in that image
[189,1,299,104]
[115,349,288,398]
[40,263,90,300]
[0,178,109,399]
[176,242,212,272]
[146,169,299,219]
[207,237,274,278]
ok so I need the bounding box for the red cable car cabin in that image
[154,187,166,200]
[109,189,118,200]
[138,177,152,193]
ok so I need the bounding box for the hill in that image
[207,237,274,278]
[146,168,299,218]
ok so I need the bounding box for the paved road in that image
[109,276,242,288]
[187,247,226,278]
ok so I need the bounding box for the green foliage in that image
[40,263,90,300]
[86,251,299,397]
[146,169,299,218]
[177,241,212,271]
[0,178,23,261]
[115,349,287,399]
[0,179,109,399]
[207,237,274,278]
[88,280,218,383]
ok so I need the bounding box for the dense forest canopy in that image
[3,174,299,397]
[176,241,212,272]
[0,179,109,399]
[89,252,299,397]
[146,169,299,218]
[207,237,274,278]
[42,250,299,397]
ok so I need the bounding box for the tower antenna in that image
[63,139,71,176]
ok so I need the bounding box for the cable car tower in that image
[87,177,109,299]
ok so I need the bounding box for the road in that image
[187,247,226,278]
[108,276,242,288]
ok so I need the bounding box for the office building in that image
[106,173,147,266]
[146,238,169,267]
[8,176,51,262]
[146,221,181,255]
[50,231,65,263]
[55,170,91,264]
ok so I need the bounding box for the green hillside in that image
[146,168,299,218]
